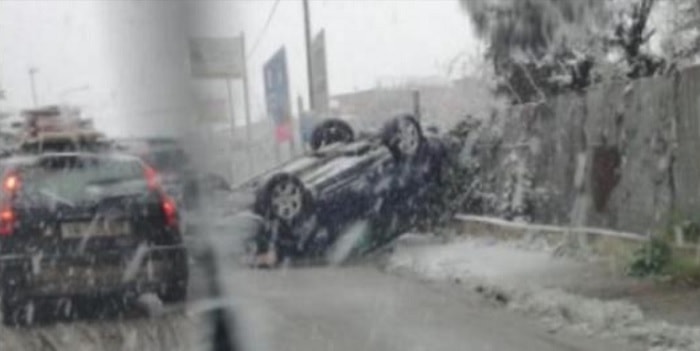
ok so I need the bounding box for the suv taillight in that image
[161,196,178,227]
[143,165,178,228]
[0,172,20,236]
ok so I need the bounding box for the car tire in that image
[2,296,31,327]
[310,119,355,151]
[256,173,313,226]
[381,114,424,161]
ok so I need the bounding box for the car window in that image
[18,156,148,205]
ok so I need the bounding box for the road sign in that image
[189,37,245,79]
[311,30,329,112]
[263,47,292,142]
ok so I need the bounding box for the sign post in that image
[310,30,329,113]
[189,36,250,182]
[224,78,236,181]
[240,33,253,176]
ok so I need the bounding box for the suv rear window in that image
[17,156,148,205]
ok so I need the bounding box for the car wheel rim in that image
[322,127,337,147]
[396,119,419,156]
[322,125,348,147]
[271,180,303,220]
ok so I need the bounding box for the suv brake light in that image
[3,174,20,193]
[0,206,15,236]
[0,171,20,236]
[162,196,178,227]
[143,164,178,228]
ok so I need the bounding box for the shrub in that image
[628,237,672,277]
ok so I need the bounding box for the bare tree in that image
[460,0,665,104]
[663,0,700,64]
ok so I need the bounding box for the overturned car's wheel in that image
[382,114,423,161]
[253,174,314,266]
[310,119,354,151]
[256,173,314,226]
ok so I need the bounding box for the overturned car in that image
[222,114,452,266]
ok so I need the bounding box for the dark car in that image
[0,151,188,326]
[112,137,205,210]
[228,114,449,266]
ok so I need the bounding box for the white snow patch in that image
[327,221,370,265]
[136,293,165,317]
[387,236,700,351]
[122,243,149,282]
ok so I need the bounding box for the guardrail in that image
[452,214,700,254]
[454,214,647,242]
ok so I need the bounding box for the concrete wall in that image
[472,66,700,235]
[674,66,700,219]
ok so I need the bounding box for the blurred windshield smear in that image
[2,1,698,351]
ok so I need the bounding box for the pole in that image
[28,67,38,107]
[412,89,421,122]
[225,78,236,183]
[297,95,306,152]
[302,0,314,111]
[240,33,254,178]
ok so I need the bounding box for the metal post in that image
[297,95,306,152]
[225,78,236,183]
[412,89,421,122]
[240,33,254,178]
[28,67,38,107]
[302,0,314,111]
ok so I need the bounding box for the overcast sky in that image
[0,0,477,134]
[192,0,478,125]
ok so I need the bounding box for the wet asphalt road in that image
[0,213,640,351]
[212,264,639,351]
[181,205,642,351]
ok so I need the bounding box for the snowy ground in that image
[386,234,700,351]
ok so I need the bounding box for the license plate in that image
[33,264,154,293]
[61,221,132,238]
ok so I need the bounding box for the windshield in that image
[2,1,697,351]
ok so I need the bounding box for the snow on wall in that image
[464,66,700,235]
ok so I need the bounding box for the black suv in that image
[0,151,188,326]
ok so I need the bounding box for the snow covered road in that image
[388,234,700,351]
[1,239,637,351]
[220,263,637,351]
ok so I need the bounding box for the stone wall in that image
[470,67,698,235]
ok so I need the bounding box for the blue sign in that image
[263,47,291,125]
